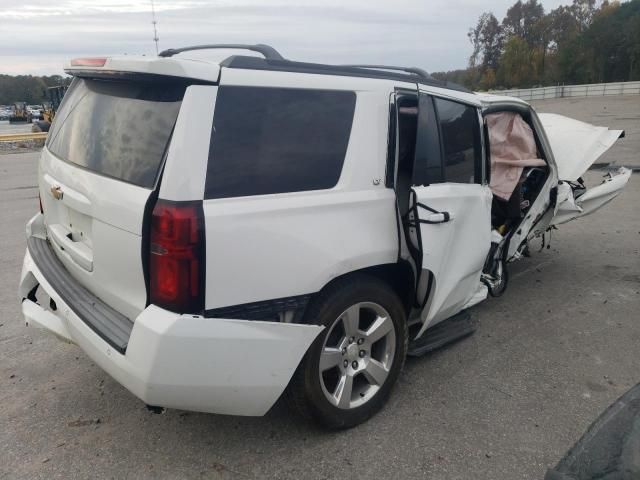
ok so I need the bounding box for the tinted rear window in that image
[205,86,356,199]
[47,78,184,188]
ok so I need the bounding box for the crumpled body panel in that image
[537,113,624,181]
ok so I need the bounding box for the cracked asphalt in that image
[1,97,639,479]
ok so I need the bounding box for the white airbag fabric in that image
[487,112,546,200]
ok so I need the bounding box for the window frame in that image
[413,93,444,186]
[414,93,486,186]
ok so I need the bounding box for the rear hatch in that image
[39,76,185,319]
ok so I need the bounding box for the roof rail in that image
[158,44,285,60]
[341,64,433,82]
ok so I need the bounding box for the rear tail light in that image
[149,200,205,313]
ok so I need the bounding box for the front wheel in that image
[486,258,509,297]
[287,275,408,429]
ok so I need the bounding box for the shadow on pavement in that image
[546,383,640,479]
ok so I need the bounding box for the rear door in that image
[40,77,186,319]
[409,93,492,331]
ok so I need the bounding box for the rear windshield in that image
[205,86,356,199]
[47,78,184,188]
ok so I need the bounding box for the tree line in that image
[432,0,640,90]
[0,75,71,105]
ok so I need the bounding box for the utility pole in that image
[151,0,159,55]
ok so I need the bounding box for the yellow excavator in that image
[9,102,33,124]
[33,85,67,132]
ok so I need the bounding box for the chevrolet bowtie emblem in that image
[51,185,63,200]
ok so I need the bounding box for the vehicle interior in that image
[393,94,552,244]
[484,107,550,238]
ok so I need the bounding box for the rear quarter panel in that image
[200,73,399,309]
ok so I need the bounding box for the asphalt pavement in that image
[0,120,33,136]
[1,98,639,479]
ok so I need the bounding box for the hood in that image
[537,113,624,181]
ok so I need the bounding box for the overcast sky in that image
[1,0,569,76]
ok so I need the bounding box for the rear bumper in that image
[19,214,323,416]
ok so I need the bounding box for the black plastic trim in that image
[27,236,133,353]
[64,70,218,86]
[204,294,311,322]
[407,310,477,357]
[159,43,284,60]
[385,96,397,188]
[140,125,178,308]
[220,56,472,93]
[340,64,433,81]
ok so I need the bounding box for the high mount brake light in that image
[149,200,205,313]
[70,58,107,67]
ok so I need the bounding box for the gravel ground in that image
[1,97,639,480]
[0,120,44,154]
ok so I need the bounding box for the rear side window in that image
[47,78,184,188]
[434,98,482,184]
[205,86,356,199]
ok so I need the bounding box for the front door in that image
[407,93,492,333]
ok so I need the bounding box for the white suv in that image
[19,45,630,428]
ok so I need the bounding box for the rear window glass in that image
[47,78,184,188]
[205,86,356,199]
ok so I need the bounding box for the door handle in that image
[422,212,453,224]
[406,200,454,225]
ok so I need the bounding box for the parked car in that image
[27,105,43,120]
[18,45,631,428]
[0,107,11,121]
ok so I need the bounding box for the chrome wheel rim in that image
[319,302,396,410]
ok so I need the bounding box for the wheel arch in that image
[312,260,417,317]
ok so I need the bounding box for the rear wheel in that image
[287,275,407,429]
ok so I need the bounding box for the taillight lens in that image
[149,200,205,313]
[70,57,107,67]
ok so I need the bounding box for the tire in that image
[487,258,509,297]
[286,274,408,429]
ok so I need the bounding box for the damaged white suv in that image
[19,45,631,428]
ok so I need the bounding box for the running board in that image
[407,310,477,357]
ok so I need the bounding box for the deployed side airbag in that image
[487,112,546,200]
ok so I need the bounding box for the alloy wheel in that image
[318,302,396,410]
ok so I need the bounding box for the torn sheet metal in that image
[551,167,632,226]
